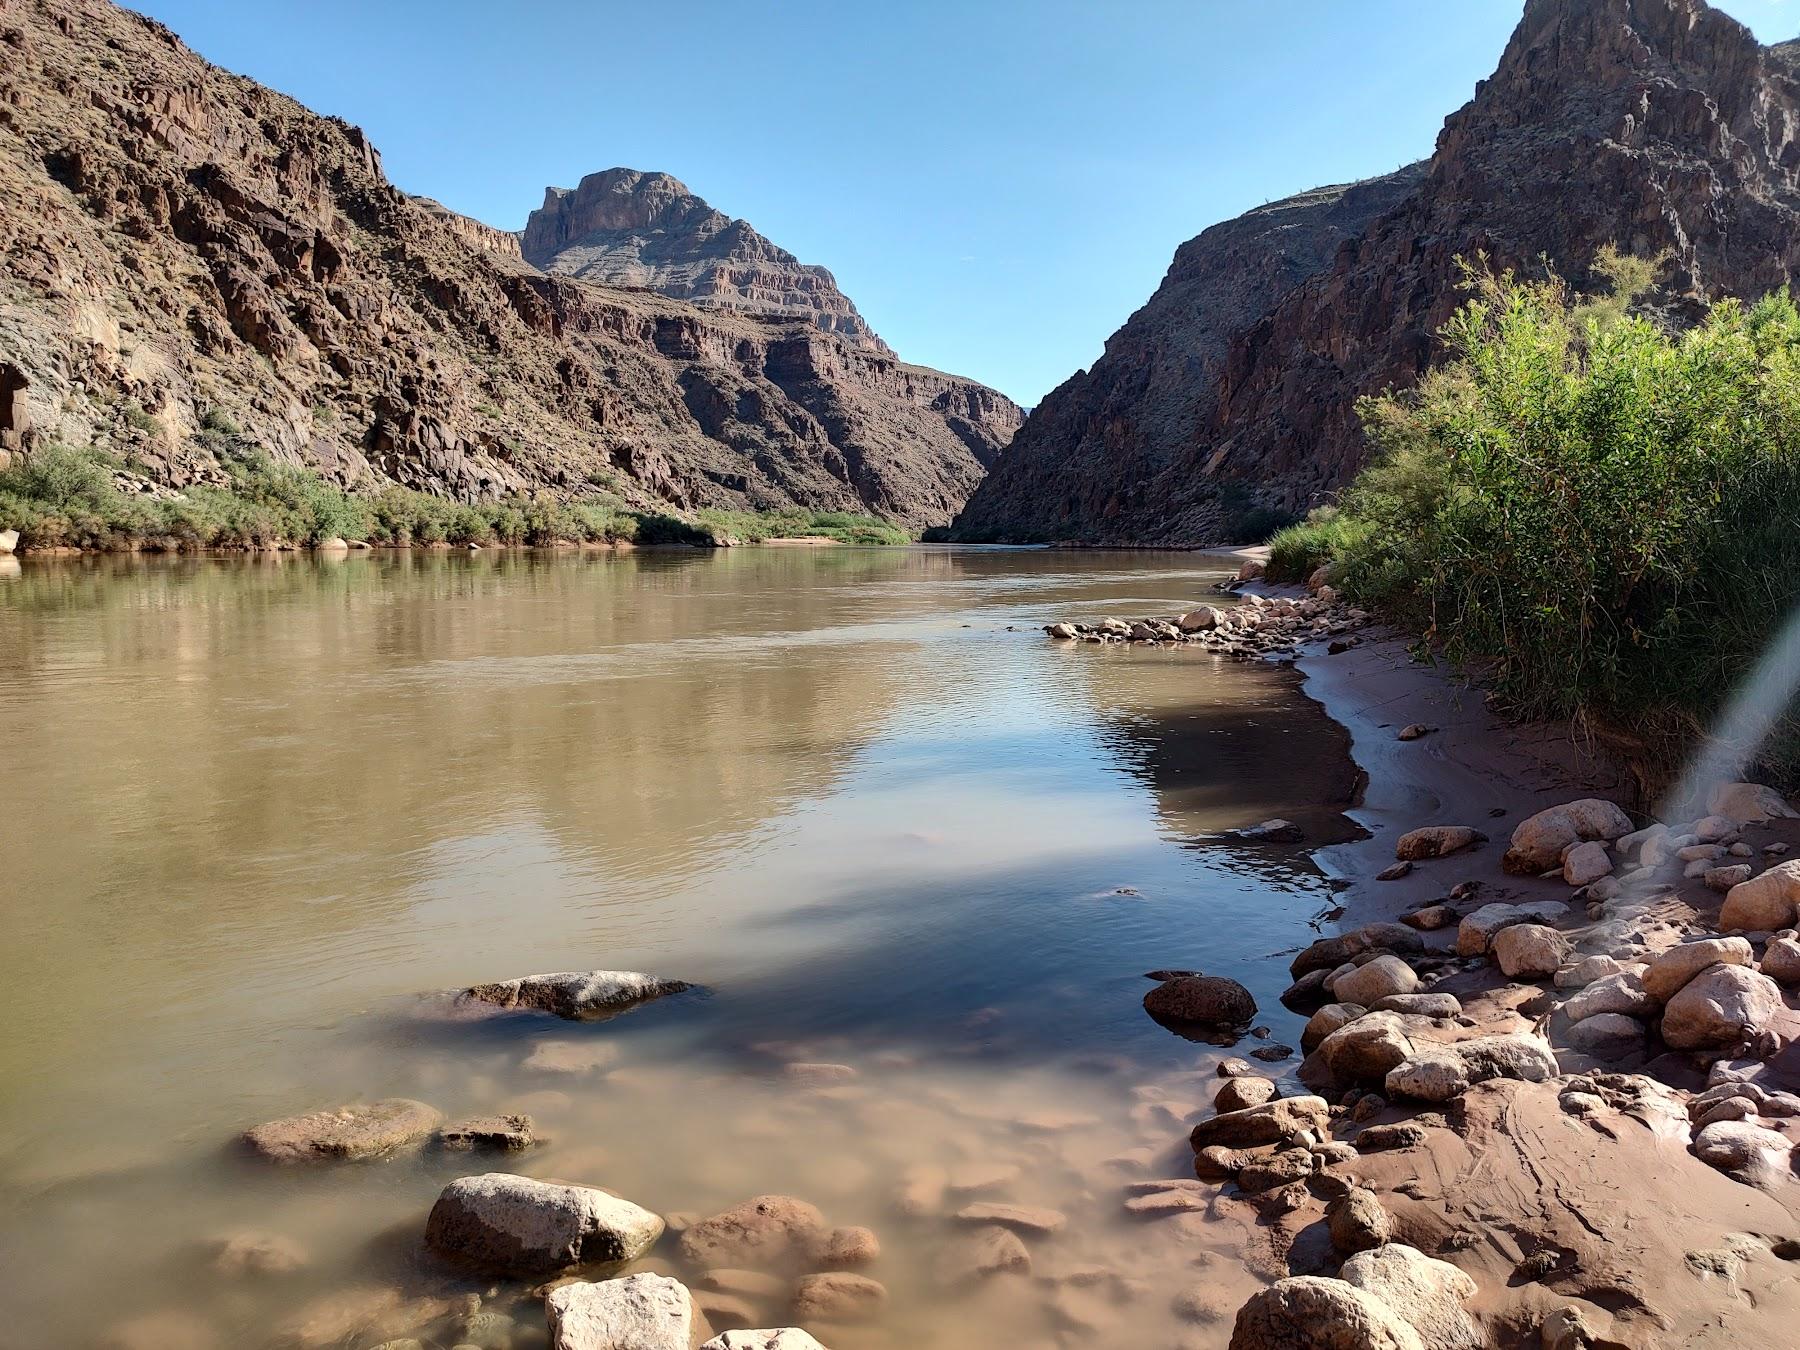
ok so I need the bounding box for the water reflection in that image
[0,547,1358,1348]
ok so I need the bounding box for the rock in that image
[1692,1119,1796,1186]
[693,1292,758,1333]
[1400,905,1455,931]
[546,1274,699,1350]
[814,1226,879,1269]
[1397,723,1436,741]
[1453,1035,1558,1084]
[890,1165,946,1216]
[1385,1050,1470,1103]
[1371,993,1461,1018]
[1178,606,1224,631]
[1310,1012,1415,1086]
[1708,782,1798,824]
[1554,955,1636,989]
[1641,937,1755,1002]
[1560,841,1612,887]
[1303,1003,1369,1052]
[1491,924,1571,979]
[680,1197,828,1272]
[1228,1276,1427,1350]
[438,1114,537,1151]
[702,1333,827,1350]
[945,1161,1020,1195]
[1340,1244,1481,1350]
[1332,956,1421,1008]
[933,1224,1030,1288]
[1124,1188,1210,1215]
[1763,934,1800,984]
[1394,826,1485,861]
[0,528,16,556]
[790,1273,886,1323]
[696,1271,787,1301]
[1721,860,1800,932]
[96,1311,222,1350]
[1455,902,1568,957]
[1327,1188,1393,1254]
[1238,818,1304,842]
[1046,622,1079,639]
[1564,1013,1645,1059]
[1144,974,1256,1026]
[458,971,692,1020]
[1707,864,1753,893]
[1190,1095,1331,1148]
[1236,559,1266,582]
[1239,1146,1318,1193]
[1660,965,1783,1051]
[1694,815,1739,844]
[952,1202,1064,1235]
[1292,924,1424,978]
[1562,971,1654,1022]
[426,1174,663,1274]
[243,1100,442,1163]
[1215,1075,1279,1112]
[1378,862,1414,882]
[524,1040,620,1076]
[209,1230,308,1277]
[1503,799,1633,873]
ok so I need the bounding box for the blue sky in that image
[132,0,1793,406]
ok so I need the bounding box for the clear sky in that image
[129,0,1793,406]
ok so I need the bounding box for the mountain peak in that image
[520,168,890,353]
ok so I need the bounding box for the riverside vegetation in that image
[0,432,910,552]
[1267,250,1800,784]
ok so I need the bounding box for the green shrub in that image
[1301,248,1800,782]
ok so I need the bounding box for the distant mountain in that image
[0,0,1019,528]
[522,168,893,355]
[952,0,1800,544]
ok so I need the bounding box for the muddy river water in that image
[0,545,1363,1349]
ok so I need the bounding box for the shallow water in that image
[0,546,1360,1349]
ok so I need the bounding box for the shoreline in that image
[1218,588,1800,1342]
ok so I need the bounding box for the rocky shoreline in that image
[1047,564,1800,1345]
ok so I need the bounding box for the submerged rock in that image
[437,1114,537,1151]
[546,1273,700,1350]
[457,970,692,1020]
[242,1099,442,1163]
[679,1196,829,1272]
[933,1224,1030,1288]
[425,1173,663,1274]
[790,1272,887,1322]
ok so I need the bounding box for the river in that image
[0,545,1361,1349]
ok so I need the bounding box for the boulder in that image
[1562,971,1654,1023]
[1178,606,1224,632]
[1554,955,1637,990]
[1720,861,1800,932]
[702,1334,827,1350]
[1708,782,1798,824]
[1340,1244,1481,1350]
[679,1197,828,1272]
[789,1273,886,1323]
[1238,1146,1317,1193]
[1691,1119,1796,1188]
[1292,925,1425,978]
[1563,1013,1645,1060]
[1763,934,1800,985]
[1372,993,1462,1018]
[1397,723,1436,741]
[1400,905,1455,931]
[1327,1187,1392,1254]
[1641,937,1754,1002]
[1190,1095,1331,1149]
[1503,799,1633,873]
[1215,1076,1279,1113]
[425,1174,664,1274]
[1394,826,1485,861]
[1144,975,1256,1026]
[243,1100,442,1163]
[1385,1050,1470,1103]
[1560,841,1612,887]
[933,1224,1030,1288]
[1491,924,1570,979]
[1228,1276,1427,1350]
[458,970,691,1020]
[1660,965,1783,1051]
[1707,864,1753,893]
[1453,1035,1558,1084]
[1309,1013,1415,1087]
[1303,1003,1368,1053]
[546,1274,699,1350]
[1332,957,1421,1007]
[1455,902,1569,957]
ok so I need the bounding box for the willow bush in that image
[1270,250,1800,776]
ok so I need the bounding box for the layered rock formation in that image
[522,168,893,354]
[954,0,1800,544]
[0,0,1019,528]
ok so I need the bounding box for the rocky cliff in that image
[522,168,893,355]
[0,0,1019,529]
[953,0,1800,544]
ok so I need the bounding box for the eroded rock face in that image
[424,1173,664,1274]
[0,2,1020,533]
[954,0,1800,545]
